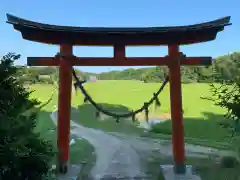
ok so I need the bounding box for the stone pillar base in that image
[57,160,68,174]
[57,164,82,180]
[160,164,201,180]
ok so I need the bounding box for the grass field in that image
[29,81,239,179]
[35,109,95,165]
[30,80,229,142]
[146,155,240,180]
[30,85,95,169]
[30,80,225,117]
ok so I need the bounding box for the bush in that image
[220,156,238,168]
[204,54,240,161]
[0,53,54,180]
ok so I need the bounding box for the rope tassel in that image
[84,96,88,103]
[74,82,78,92]
[116,117,120,123]
[132,112,136,123]
[96,110,100,118]
[154,93,161,108]
[144,103,149,123]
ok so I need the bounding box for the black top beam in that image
[6,14,231,46]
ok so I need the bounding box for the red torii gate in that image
[7,14,231,174]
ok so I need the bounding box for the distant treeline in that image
[17,67,95,84]
[17,52,240,84]
[97,52,240,83]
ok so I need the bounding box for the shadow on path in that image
[71,103,143,135]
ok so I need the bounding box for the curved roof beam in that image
[6,14,231,46]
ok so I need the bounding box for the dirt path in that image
[51,111,232,179]
[51,111,143,179]
[108,132,232,158]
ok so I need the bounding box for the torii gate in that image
[6,14,231,175]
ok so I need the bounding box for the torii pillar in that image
[57,45,73,172]
[168,45,185,173]
[6,14,231,175]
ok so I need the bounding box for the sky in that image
[0,0,239,73]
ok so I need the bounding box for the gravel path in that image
[51,111,143,179]
[50,111,232,179]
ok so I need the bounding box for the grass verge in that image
[36,110,96,171]
[145,154,240,180]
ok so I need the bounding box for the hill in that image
[98,52,240,83]
[16,52,240,84]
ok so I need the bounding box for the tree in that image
[0,53,54,180]
[204,53,240,161]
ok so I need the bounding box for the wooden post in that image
[168,45,186,174]
[114,44,125,61]
[57,44,73,174]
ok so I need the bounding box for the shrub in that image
[0,53,54,180]
[204,54,240,161]
[220,156,238,168]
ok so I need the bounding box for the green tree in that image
[0,53,54,180]
[205,53,240,160]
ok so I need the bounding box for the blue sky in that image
[0,0,239,73]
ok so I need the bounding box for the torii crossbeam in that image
[6,14,231,175]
